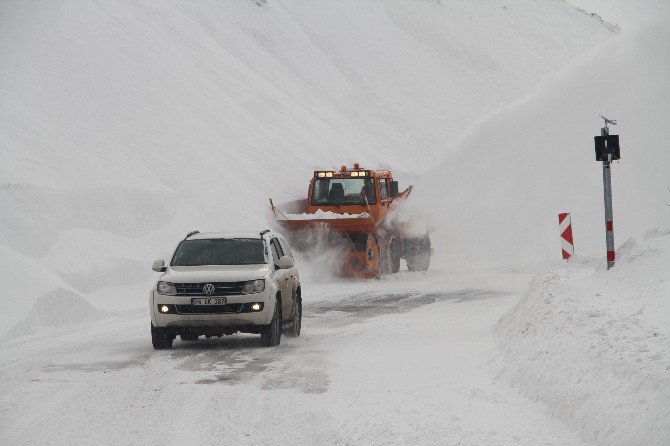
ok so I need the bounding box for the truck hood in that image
[161,264,272,283]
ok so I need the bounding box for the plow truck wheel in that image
[381,235,401,275]
[389,236,401,274]
[405,234,431,272]
[365,233,382,278]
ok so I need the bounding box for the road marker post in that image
[558,213,575,260]
[594,115,620,270]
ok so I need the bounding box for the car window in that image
[270,238,282,263]
[379,179,388,199]
[278,237,293,260]
[275,238,285,257]
[171,238,265,266]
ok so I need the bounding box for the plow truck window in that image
[311,178,377,205]
[171,238,265,266]
[379,179,388,199]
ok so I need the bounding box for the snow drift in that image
[496,230,670,446]
[4,288,107,340]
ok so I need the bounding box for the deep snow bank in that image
[4,288,107,340]
[0,0,614,332]
[495,230,670,446]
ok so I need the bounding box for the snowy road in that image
[0,271,590,445]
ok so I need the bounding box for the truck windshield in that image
[311,178,376,205]
[171,238,266,266]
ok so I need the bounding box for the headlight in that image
[157,281,177,296]
[242,279,265,294]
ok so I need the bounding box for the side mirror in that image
[390,181,399,198]
[152,259,167,272]
[276,256,294,270]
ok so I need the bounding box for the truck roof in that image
[313,164,392,179]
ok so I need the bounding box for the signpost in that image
[594,116,620,270]
[558,212,575,261]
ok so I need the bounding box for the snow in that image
[411,19,670,269]
[496,231,670,446]
[3,288,107,340]
[1,0,669,444]
[565,0,669,29]
[0,270,593,445]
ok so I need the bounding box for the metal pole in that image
[601,126,615,269]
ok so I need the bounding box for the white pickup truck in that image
[150,230,301,349]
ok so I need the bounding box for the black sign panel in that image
[594,135,620,161]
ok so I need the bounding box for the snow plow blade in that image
[270,200,377,234]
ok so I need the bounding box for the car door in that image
[269,238,290,319]
[278,236,298,315]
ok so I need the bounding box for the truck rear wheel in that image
[405,235,431,272]
[260,299,282,347]
[389,236,401,273]
[285,293,302,338]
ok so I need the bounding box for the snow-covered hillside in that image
[412,18,670,268]
[2,1,669,445]
[0,0,614,331]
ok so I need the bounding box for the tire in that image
[151,324,174,350]
[180,333,199,342]
[260,299,282,347]
[389,236,401,274]
[406,252,430,272]
[285,291,302,338]
[365,233,381,278]
[405,235,431,272]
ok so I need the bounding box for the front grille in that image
[174,282,245,296]
[175,304,244,314]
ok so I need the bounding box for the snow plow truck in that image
[269,163,432,278]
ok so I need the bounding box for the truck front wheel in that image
[151,324,174,350]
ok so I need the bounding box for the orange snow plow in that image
[270,164,432,278]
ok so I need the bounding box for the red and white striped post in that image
[605,219,615,267]
[558,212,574,260]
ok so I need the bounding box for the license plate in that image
[191,297,226,306]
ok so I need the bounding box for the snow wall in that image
[496,230,670,446]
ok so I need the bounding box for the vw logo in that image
[202,283,216,296]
